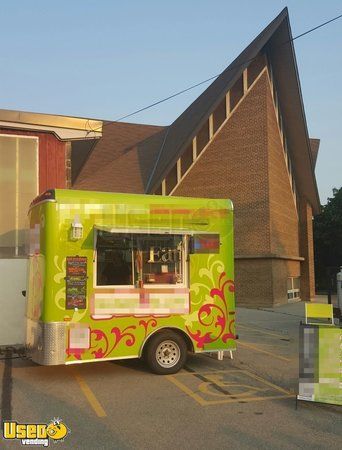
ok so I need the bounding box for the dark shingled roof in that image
[73,122,165,193]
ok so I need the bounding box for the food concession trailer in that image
[26,189,235,374]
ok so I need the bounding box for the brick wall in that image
[266,82,300,258]
[173,71,305,306]
[174,71,271,257]
[271,259,301,305]
[235,259,273,307]
[173,72,272,305]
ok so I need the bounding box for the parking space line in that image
[166,374,206,405]
[177,369,242,376]
[238,341,292,362]
[70,367,107,417]
[192,394,291,405]
[238,324,288,339]
[184,366,237,397]
[166,369,293,406]
[241,370,291,395]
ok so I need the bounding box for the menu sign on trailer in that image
[66,256,87,309]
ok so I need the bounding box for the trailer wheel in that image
[145,331,187,375]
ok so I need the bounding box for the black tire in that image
[144,330,187,375]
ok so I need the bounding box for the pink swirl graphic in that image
[186,272,235,348]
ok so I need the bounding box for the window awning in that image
[93,225,200,235]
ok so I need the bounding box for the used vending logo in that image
[2,418,70,447]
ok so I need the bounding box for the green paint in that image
[27,189,236,364]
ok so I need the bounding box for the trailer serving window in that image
[96,232,134,286]
[95,230,186,287]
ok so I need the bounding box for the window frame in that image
[93,228,189,289]
[94,231,135,289]
[287,277,300,301]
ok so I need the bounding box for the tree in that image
[313,187,342,291]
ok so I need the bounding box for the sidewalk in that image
[260,301,305,317]
[237,296,339,339]
[313,293,338,306]
[260,294,337,314]
[236,303,303,338]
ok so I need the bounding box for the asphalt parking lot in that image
[1,303,341,450]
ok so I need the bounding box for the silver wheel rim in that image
[156,340,181,368]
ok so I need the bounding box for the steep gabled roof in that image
[145,8,289,193]
[144,7,320,213]
[265,10,320,212]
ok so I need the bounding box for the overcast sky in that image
[1,0,341,204]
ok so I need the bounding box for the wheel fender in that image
[139,326,194,357]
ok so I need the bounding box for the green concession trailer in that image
[26,189,235,374]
